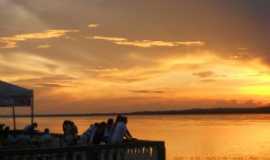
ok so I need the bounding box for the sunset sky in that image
[1,0,270,113]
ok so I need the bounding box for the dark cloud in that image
[193,71,215,78]
[36,83,71,88]
[200,79,216,83]
[129,90,165,94]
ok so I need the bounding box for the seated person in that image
[0,124,4,132]
[40,128,53,146]
[7,132,16,146]
[24,122,38,135]
[1,126,16,146]
[85,123,98,143]
[0,124,5,145]
[93,122,106,144]
[103,118,114,143]
[16,133,31,145]
[63,120,78,145]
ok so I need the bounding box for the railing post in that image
[86,146,96,160]
[157,142,166,160]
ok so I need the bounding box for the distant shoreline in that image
[1,106,270,118]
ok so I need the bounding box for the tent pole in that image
[12,105,16,130]
[31,94,34,125]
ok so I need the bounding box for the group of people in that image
[0,122,53,147]
[0,115,134,147]
[64,115,133,145]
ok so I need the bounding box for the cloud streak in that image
[92,36,205,48]
[193,71,215,78]
[37,44,51,49]
[86,67,161,83]
[129,90,165,94]
[88,24,99,28]
[0,29,79,48]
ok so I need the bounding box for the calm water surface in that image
[2,114,270,160]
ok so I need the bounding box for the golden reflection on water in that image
[2,114,270,160]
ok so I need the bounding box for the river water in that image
[2,114,270,160]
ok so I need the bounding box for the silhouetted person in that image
[93,122,106,144]
[5,127,16,146]
[3,126,10,139]
[103,118,114,143]
[24,122,38,135]
[0,123,4,132]
[63,120,78,145]
[111,116,133,144]
[115,114,122,125]
[122,116,132,139]
[16,132,31,145]
[83,123,98,144]
[0,124,5,142]
[0,126,15,146]
[41,128,53,146]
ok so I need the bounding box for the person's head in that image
[123,116,128,124]
[0,124,4,131]
[115,114,123,123]
[33,122,38,128]
[2,126,10,138]
[44,128,50,134]
[63,120,68,125]
[101,122,106,126]
[63,120,72,126]
[4,126,10,133]
[63,120,72,130]
[99,122,106,131]
[107,118,114,126]
[71,121,76,127]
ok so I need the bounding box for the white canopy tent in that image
[0,81,34,130]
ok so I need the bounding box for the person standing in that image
[111,116,132,144]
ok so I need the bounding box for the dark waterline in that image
[2,106,270,118]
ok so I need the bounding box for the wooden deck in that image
[0,140,165,160]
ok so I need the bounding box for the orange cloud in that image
[2,51,270,113]
[37,44,51,49]
[88,24,99,28]
[92,36,127,41]
[0,29,79,48]
[92,36,205,48]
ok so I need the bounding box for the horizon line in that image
[1,106,270,118]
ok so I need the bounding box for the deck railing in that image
[0,140,165,160]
